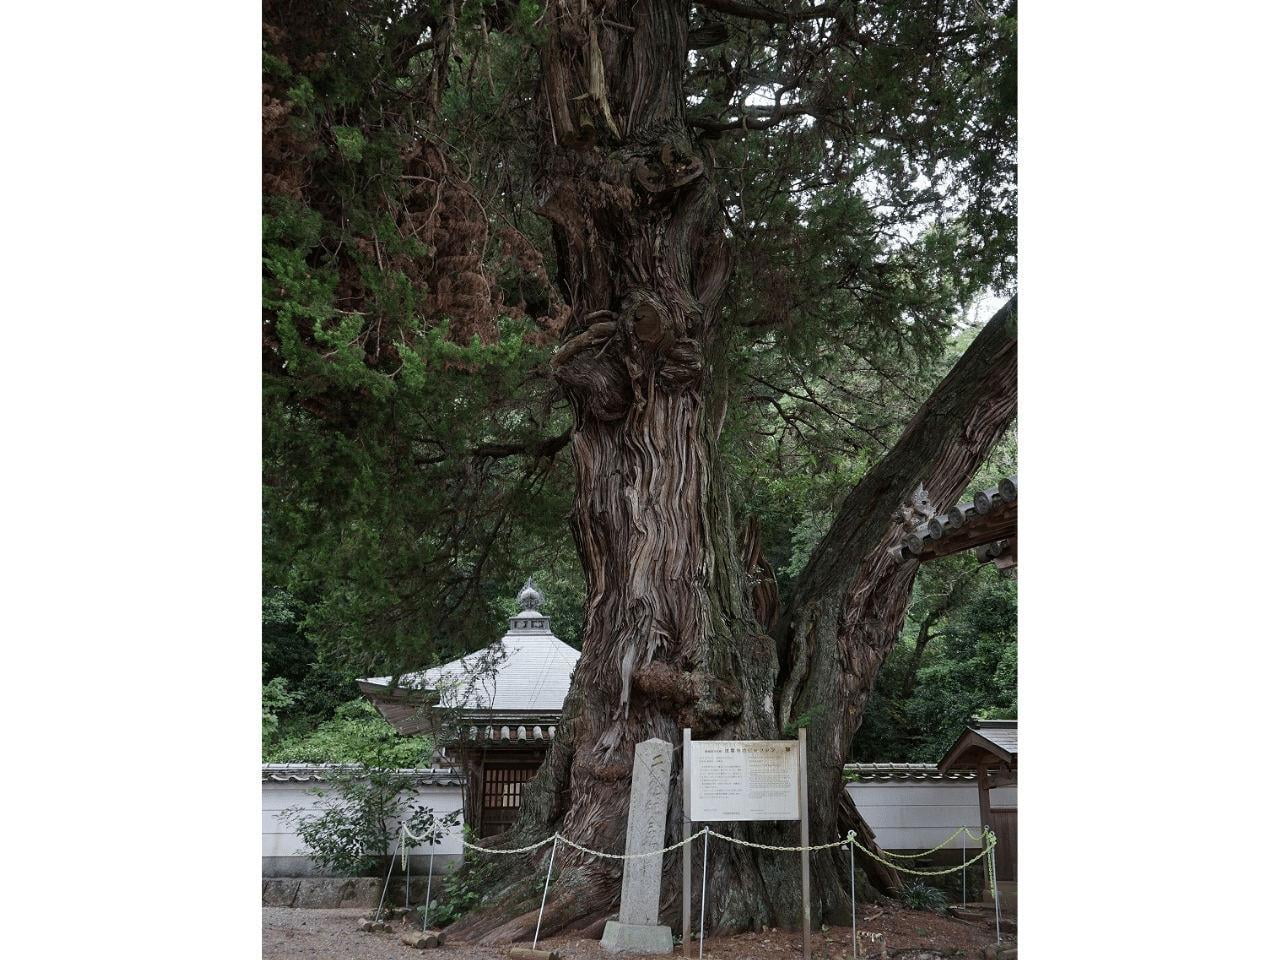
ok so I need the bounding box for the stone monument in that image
[601,737,675,954]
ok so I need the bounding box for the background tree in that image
[263,0,1016,938]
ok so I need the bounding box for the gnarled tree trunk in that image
[447,1,1017,942]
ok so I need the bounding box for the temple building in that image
[357,579,579,837]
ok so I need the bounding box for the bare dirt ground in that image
[263,905,1011,960]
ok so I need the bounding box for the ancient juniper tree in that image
[263,0,1016,938]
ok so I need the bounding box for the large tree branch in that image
[776,298,1016,735]
[412,430,571,466]
[690,102,820,132]
[795,297,1017,606]
[471,430,572,461]
[695,0,841,24]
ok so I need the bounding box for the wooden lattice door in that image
[479,764,537,838]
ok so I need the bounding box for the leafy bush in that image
[421,840,492,927]
[262,676,298,750]
[283,766,461,876]
[266,698,433,766]
[419,832,539,928]
[899,881,949,914]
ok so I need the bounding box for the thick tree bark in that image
[446,2,1017,942]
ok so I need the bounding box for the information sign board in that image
[688,739,801,822]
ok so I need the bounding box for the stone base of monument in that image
[600,920,674,954]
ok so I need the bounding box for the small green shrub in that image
[421,834,500,927]
[283,766,461,876]
[899,881,949,914]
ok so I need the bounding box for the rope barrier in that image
[383,819,996,957]
[873,824,985,859]
[415,826,705,861]
[459,834,559,855]
[402,823,995,878]
[703,827,854,854]
[556,829,706,861]
[847,830,996,878]
[987,829,1002,942]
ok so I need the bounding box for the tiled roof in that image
[845,763,977,782]
[462,721,558,742]
[970,719,1017,755]
[261,764,466,785]
[359,609,580,715]
[897,475,1017,563]
[937,718,1018,773]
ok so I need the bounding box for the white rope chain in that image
[848,831,997,878]
[404,824,996,876]
[458,834,559,855]
[554,828,709,861]
[703,827,855,854]
[873,824,986,860]
[408,826,708,861]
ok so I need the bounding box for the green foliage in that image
[283,767,461,877]
[899,881,950,914]
[421,842,497,927]
[784,706,824,737]
[263,1,579,691]
[262,2,1017,760]
[725,323,1003,620]
[262,676,298,750]
[266,698,433,767]
[422,832,546,927]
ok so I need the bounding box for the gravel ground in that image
[263,905,1010,960]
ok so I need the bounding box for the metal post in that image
[991,836,1002,943]
[374,834,401,922]
[405,834,412,909]
[850,839,857,959]
[422,835,436,931]
[798,727,811,960]
[532,837,558,949]
[994,886,1003,943]
[698,828,709,960]
[961,827,967,906]
[683,728,693,958]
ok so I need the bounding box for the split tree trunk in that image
[447,2,1017,942]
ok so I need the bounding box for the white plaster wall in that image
[262,778,465,868]
[846,780,1016,851]
[264,772,1013,872]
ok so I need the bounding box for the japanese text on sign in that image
[689,740,800,822]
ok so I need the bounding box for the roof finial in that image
[517,577,544,611]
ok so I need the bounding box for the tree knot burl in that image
[632,142,704,195]
[632,662,743,734]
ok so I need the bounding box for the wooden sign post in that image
[682,728,811,960]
